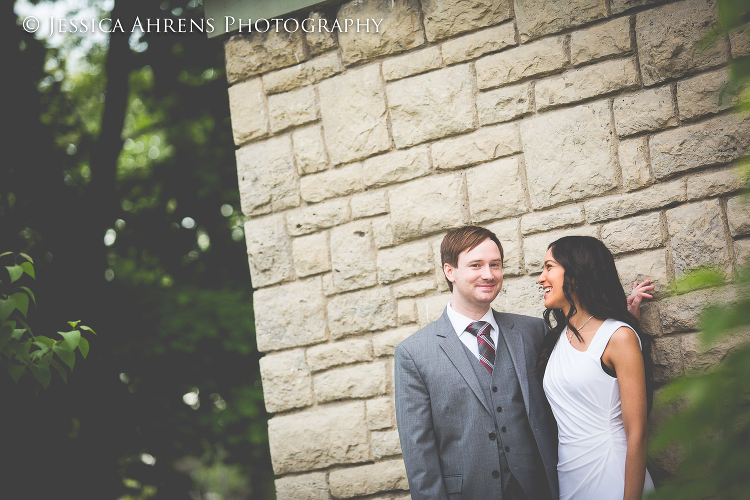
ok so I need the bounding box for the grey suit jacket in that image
[394,309,559,499]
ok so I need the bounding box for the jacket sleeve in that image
[394,343,449,500]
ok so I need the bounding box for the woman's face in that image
[538,248,567,310]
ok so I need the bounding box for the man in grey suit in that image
[395,225,558,500]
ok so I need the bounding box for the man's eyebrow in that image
[467,258,503,264]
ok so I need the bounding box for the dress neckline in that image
[562,320,609,354]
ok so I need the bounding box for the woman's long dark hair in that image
[536,236,653,412]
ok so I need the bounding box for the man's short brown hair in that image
[440,226,504,292]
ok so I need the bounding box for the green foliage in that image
[0,252,95,390]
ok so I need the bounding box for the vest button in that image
[489,432,496,440]
[492,470,500,478]
[505,446,510,452]
[496,406,503,412]
[492,386,498,392]
[501,426,507,432]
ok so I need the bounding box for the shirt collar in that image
[446,301,498,337]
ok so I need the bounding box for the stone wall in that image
[223,0,749,498]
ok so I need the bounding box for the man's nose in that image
[481,265,493,279]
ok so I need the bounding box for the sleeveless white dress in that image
[543,319,655,500]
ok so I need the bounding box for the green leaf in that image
[33,336,55,348]
[58,330,81,350]
[0,297,15,321]
[79,325,97,335]
[5,265,24,283]
[20,261,35,279]
[78,337,90,358]
[49,359,68,385]
[11,292,29,318]
[12,328,26,340]
[0,252,13,259]
[0,324,13,350]
[668,267,726,296]
[8,363,26,383]
[67,320,81,328]
[18,286,36,307]
[53,345,75,370]
[29,362,51,389]
[17,253,33,264]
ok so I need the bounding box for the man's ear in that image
[443,263,455,283]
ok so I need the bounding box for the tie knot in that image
[466,321,490,337]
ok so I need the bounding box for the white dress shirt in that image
[446,302,499,362]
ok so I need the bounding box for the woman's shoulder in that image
[603,320,642,351]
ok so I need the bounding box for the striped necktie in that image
[466,321,495,374]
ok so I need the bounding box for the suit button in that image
[496,406,503,412]
[505,446,510,452]
[492,470,500,478]
[492,386,498,392]
[501,426,507,432]
[489,432,496,440]
[504,466,510,473]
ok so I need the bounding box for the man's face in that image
[444,238,504,311]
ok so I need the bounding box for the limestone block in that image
[224,31,307,84]
[615,249,669,296]
[319,65,390,164]
[611,0,661,14]
[485,218,524,277]
[352,191,389,219]
[259,350,313,413]
[677,68,734,121]
[268,86,317,134]
[383,47,442,82]
[571,17,632,65]
[523,225,599,274]
[442,22,517,65]
[306,338,373,372]
[614,86,677,137]
[244,215,294,288]
[363,146,431,188]
[286,199,350,236]
[236,136,299,216]
[329,459,409,498]
[682,328,750,372]
[377,241,434,284]
[514,0,607,41]
[305,11,338,56]
[584,178,686,223]
[338,0,425,65]
[275,473,328,500]
[417,293,453,327]
[477,83,533,125]
[432,123,522,170]
[372,430,403,459]
[292,125,328,176]
[687,167,744,200]
[476,36,566,89]
[521,101,618,210]
[254,278,327,352]
[300,163,363,203]
[373,326,419,357]
[667,199,732,275]
[366,397,395,430]
[228,78,268,144]
[659,285,738,334]
[466,157,528,222]
[636,0,728,86]
[730,24,750,58]
[650,114,750,179]
[492,276,544,317]
[389,175,467,241]
[734,238,750,265]
[421,0,512,41]
[521,205,585,235]
[268,402,369,474]
[330,220,378,292]
[372,216,396,248]
[537,58,639,110]
[322,273,336,296]
[328,288,397,338]
[394,279,438,299]
[727,195,750,237]
[397,299,419,324]
[619,137,655,192]
[292,232,330,278]
[651,335,683,382]
[387,65,476,148]
[639,302,662,337]
[313,361,387,402]
[262,52,344,95]
[601,212,664,255]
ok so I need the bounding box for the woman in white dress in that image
[536,236,655,500]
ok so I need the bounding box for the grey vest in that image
[461,328,547,499]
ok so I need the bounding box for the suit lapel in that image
[437,311,492,415]
[494,310,531,416]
